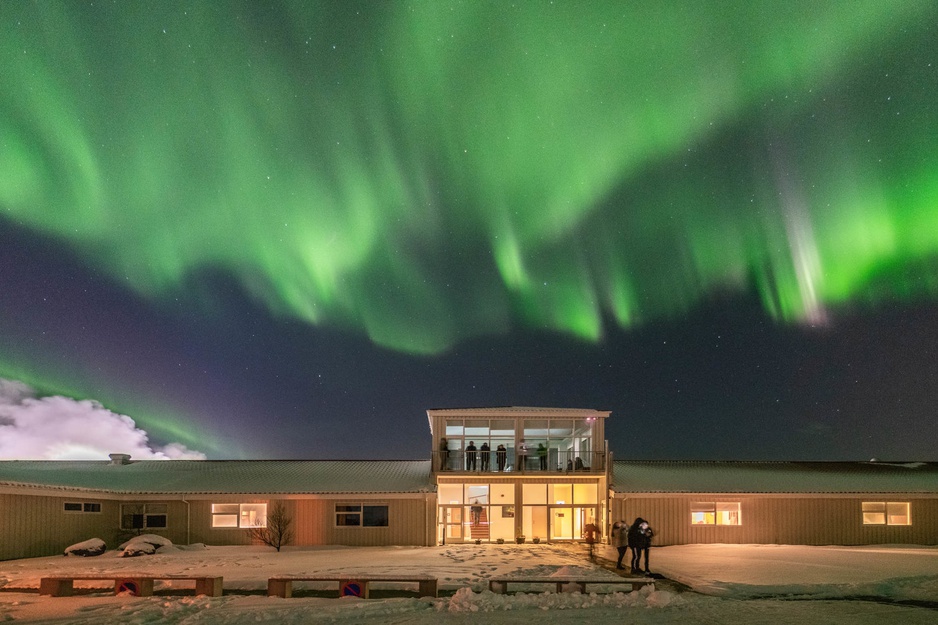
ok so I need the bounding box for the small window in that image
[212,503,267,528]
[691,502,741,525]
[862,502,910,525]
[64,501,102,514]
[335,504,389,527]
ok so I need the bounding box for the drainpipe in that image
[181,498,190,545]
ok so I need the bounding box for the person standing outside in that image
[439,437,450,471]
[465,441,477,471]
[536,443,548,470]
[496,444,507,472]
[517,440,528,471]
[612,520,629,570]
[628,517,654,575]
[480,442,491,472]
[638,519,654,574]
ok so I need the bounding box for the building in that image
[610,460,938,545]
[2,407,937,560]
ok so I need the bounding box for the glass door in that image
[439,506,464,542]
[550,507,573,540]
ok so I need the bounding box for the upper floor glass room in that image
[427,407,609,475]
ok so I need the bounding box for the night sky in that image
[1,1,937,461]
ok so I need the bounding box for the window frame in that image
[690,502,742,526]
[120,503,169,530]
[862,501,911,526]
[334,503,390,528]
[63,501,102,514]
[211,503,268,529]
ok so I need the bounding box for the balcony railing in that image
[433,449,605,474]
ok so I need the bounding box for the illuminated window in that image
[121,504,168,529]
[211,503,267,528]
[691,502,741,525]
[335,504,389,527]
[862,502,910,525]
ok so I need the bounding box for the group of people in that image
[440,438,508,471]
[611,517,654,575]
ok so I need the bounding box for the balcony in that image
[433,449,605,474]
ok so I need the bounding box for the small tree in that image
[250,501,294,552]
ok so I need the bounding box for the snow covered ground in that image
[1,543,936,624]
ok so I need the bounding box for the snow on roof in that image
[611,461,938,494]
[0,459,433,496]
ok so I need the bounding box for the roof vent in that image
[109,453,132,465]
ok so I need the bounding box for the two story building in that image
[1,406,937,561]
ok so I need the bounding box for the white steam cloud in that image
[0,379,205,460]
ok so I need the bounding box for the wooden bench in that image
[488,576,654,594]
[39,575,223,597]
[267,574,438,599]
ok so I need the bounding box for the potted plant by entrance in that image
[496,538,505,544]
[516,535,526,544]
[475,539,482,545]
[532,536,540,544]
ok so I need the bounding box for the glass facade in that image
[438,416,598,473]
[439,480,600,543]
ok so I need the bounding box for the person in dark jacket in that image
[480,442,491,472]
[628,517,654,574]
[465,441,477,471]
[439,437,450,471]
[496,444,507,471]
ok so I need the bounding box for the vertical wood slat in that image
[612,496,938,545]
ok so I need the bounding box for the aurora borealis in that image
[2,1,937,460]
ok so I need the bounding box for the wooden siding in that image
[0,494,185,560]
[613,495,938,546]
[188,496,433,548]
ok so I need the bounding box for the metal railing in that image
[433,450,604,473]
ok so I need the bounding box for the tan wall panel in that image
[188,497,432,548]
[1,494,117,560]
[613,496,938,546]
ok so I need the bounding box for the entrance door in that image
[439,506,464,543]
[550,507,573,540]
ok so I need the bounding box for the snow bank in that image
[441,584,684,612]
[64,538,106,557]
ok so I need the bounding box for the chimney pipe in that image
[108,453,132,465]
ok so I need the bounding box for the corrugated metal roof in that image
[611,461,938,494]
[0,460,433,495]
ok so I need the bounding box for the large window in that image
[121,504,168,530]
[211,503,267,528]
[442,416,597,472]
[862,502,910,525]
[336,504,389,527]
[691,502,741,525]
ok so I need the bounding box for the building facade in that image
[2,407,937,560]
[428,407,610,544]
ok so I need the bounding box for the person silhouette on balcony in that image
[496,444,507,471]
[439,437,450,471]
[537,443,548,470]
[465,441,477,471]
[480,442,490,472]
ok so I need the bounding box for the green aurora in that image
[2,1,938,451]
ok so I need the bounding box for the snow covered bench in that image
[38,574,223,597]
[267,574,438,598]
[488,576,654,594]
